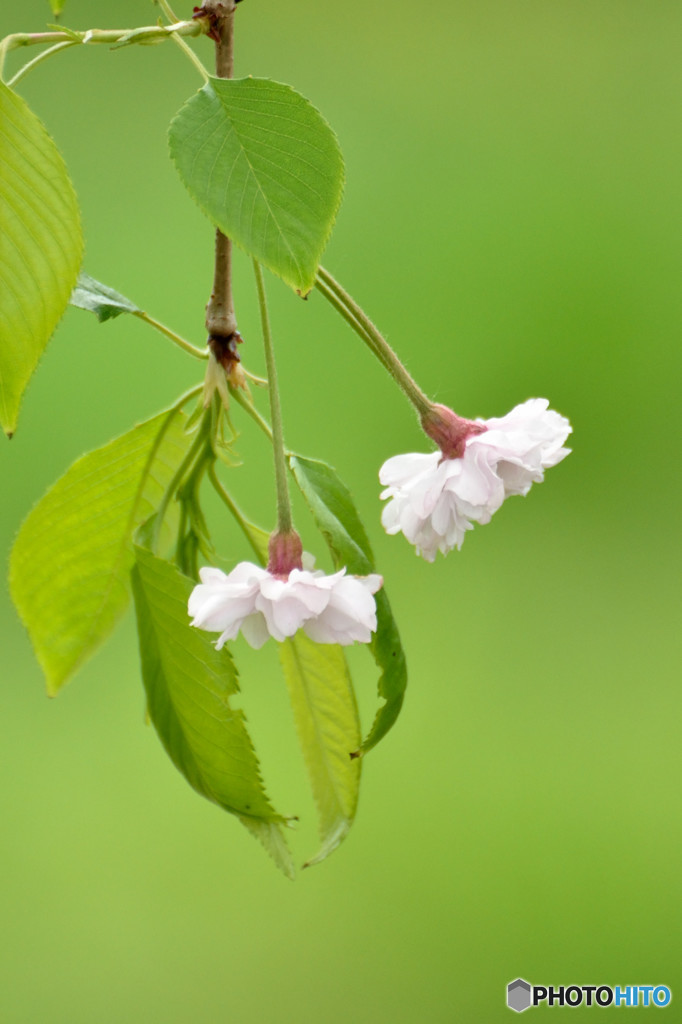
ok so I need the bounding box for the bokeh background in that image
[1,1,681,1020]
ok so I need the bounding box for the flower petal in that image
[189,559,381,648]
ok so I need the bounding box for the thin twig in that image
[0,19,208,85]
[204,2,238,339]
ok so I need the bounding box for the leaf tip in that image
[2,407,17,438]
[349,749,362,761]
[45,674,64,699]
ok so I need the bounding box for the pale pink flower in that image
[188,561,382,649]
[380,398,571,561]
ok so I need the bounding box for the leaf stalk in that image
[137,312,209,361]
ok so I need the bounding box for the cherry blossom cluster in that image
[188,397,570,647]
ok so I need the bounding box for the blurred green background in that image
[2,1,681,1020]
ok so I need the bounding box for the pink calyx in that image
[421,403,487,459]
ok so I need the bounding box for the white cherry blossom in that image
[188,560,382,649]
[380,398,571,561]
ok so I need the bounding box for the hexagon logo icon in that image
[507,978,532,1013]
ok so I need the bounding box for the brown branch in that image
[201,2,239,346]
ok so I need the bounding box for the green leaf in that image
[289,456,407,753]
[49,0,66,15]
[70,272,140,322]
[0,81,82,436]
[10,409,192,695]
[132,546,294,878]
[279,632,361,867]
[169,76,344,295]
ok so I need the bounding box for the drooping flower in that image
[379,398,571,561]
[188,553,383,650]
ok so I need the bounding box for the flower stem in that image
[208,466,267,566]
[136,312,208,360]
[315,277,394,376]
[253,259,293,534]
[316,266,433,420]
[229,385,273,442]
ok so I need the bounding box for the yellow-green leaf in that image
[0,81,82,436]
[10,410,192,694]
[279,632,361,867]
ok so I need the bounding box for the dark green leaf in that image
[289,455,407,752]
[279,632,361,867]
[10,410,192,694]
[169,76,344,295]
[70,272,140,322]
[132,546,294,878]
[0,82,83,436]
